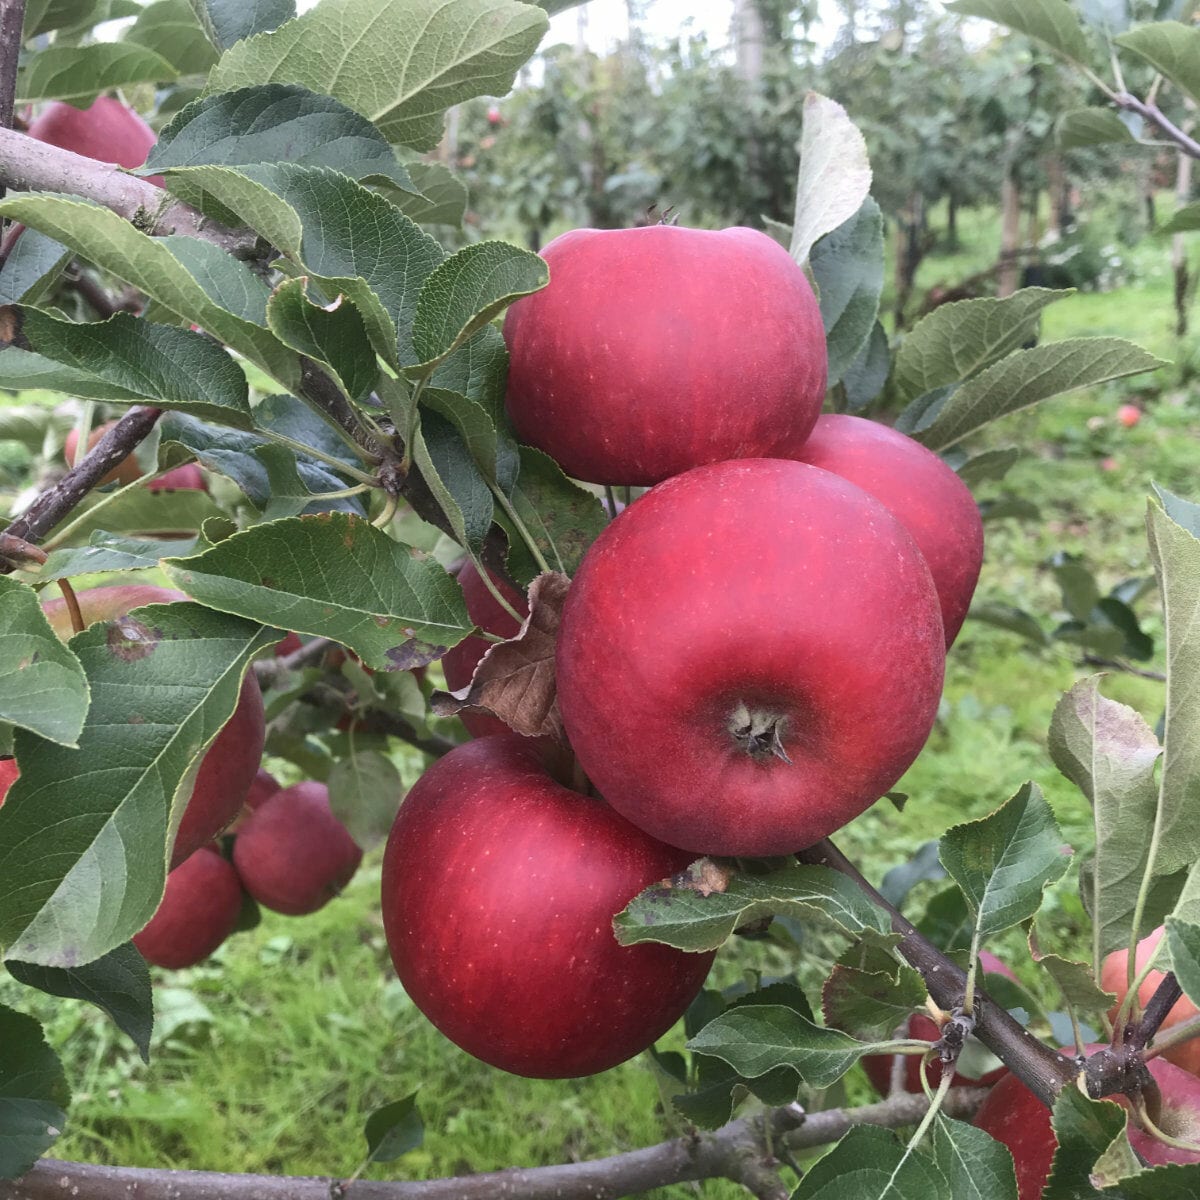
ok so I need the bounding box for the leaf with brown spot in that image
[431,571,569,741]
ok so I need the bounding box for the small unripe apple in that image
[233,781,362,915]
[132,846,244,969]
[503,225,827,485]
[1117,404,1142,428]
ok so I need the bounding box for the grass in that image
[4,199,1200,1194]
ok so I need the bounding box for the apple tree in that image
[0,0,1199,1198]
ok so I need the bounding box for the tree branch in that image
[795,839,1077,1107]
[0,0,25,206]
[3,1089,988,1200]
[1114,92,1200,161]
[1129,972,1185,1052]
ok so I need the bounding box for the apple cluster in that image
[381,224,986,1078]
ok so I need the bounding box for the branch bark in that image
[0,0,25,206]
[2,1089,988,1200]
[1114,92,1200,162]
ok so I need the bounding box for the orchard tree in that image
[0,1,1199,1199]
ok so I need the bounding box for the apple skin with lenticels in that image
[555,458,946,858]
[502,224,827,486]
[380,735,715,1078]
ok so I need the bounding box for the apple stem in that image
[57,578,84,635]
[603,484,619,519]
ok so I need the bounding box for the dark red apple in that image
[556,458,946,857]
[861,951,1017,1095]
[503,225,827,485]
[381,735,715,1078]
[274,631,303,657]
[40,585,265,867]
[796,414,984,646]
[245,768,281,812]
[132,846,244,969]
[975,1050,1200,1199]
[233,781,362,915]
[0,757,17,807]
[28,97,163,186]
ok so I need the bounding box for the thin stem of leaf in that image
[1144,1012,1200,1061]
[604,485,619,518]
[371,492,399,529]
[254,429,379,486]
[466,551,525,626]
[305,483,373,501]
[38,465,178,552]
[490,484,552,575]
[963,928,982,1016]
[58,578,84,634]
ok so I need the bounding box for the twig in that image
[63,268,142,318]
[1080,655,1166,682]
[1128,972,1185,1052]
[0,0,25,206]
[1114,92,1200,162]
[1144,1011,1200,1061]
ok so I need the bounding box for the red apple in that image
[274,631,303,657]
[40,585,265,867]
[1117,404,1142,428]
[65,419,207,492]
[975,1051,1200,1199]
[245,768,281,812]
[132,846,244,969]
[796,414,984,646]
[28,97,163,186]
[1102,928,1200,1076]
[861,951,1017,1095]
[0,757,17,807]
[382,735,714,1078]
[486,105,503,125]
[503,225,827,486]
[556,459,946,857]
[233,781,362,915]
[440,560,529,738]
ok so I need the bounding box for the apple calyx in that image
[726,700,792,763]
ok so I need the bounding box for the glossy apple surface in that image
[132,846,244,969]
[41,584,265,867]
[503,225,827,485]
[233,781,362,915]
[28,97,163,185]
[381,735,715,1078]
[861,951,1016,1095]
[975,1051,1200,1199]
[1102,928,1200,1076]
[556,459,946,857]
[796,414,984,646]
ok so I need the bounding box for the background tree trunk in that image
[1174,142,1194,338]
[998,162,1022,297]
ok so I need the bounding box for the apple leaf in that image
[25,0,138,39]
[893,288,1069,405]
[932,1116,1018,1200]
[187,0,295,50]
[327,748,403,852]
[205,0,549,152]
[406,404,495,553]
[363,1092,423,1163]
[1115,22,1200,105]
[17,43,178,104]
[821,960,926,1041]
[1162,203,1200,235]
[789,92,872,268]
[1027,934,1114,1014]
[615,859,891,953]
[38,534,200,583]
[431,324,510,420]
[0,604,275,968]
[1165,917,1200,1013]
[839,319,890,411]
[909,338,1167,452]
[0,195,299,388]
[953,447,1021,487]
[1043,1087,1131,1199]
[0,229,70,306]
[0,576,89,748]
[422,388,518,493]
[432,571,567,742]
[147,84,417,193]
[40,487,227,546]
[939,782,1072,938]
[810,197,884,387]
[945,0,1090,65]
[0,310,252,429]
[1057,107,1137,149]
[125,0,220,76]
[383,162,469,228]
[878,840,947,907]
[794,1125,953,1200]
[162,512,472,671]
[6,943,153,1063]
[0,1006,69,1180]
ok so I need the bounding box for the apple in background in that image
[40,584,265,867]
[132,846,244,969]
[861,951,1017,1096]
[975,1051,1200,1199]
[274,631,303,657]
[1117,404,1142,428]
[796,414,984,646]
[28,97,163,186]
[245,768,281,812]
[557,459,946,858]
[1102,928,1200,1076]
[503,225,827,486]
[65,420,207,492]
[486,105,503,125]
[0,757,17,807]
[233,781,362,915]
[382,735,715,1078]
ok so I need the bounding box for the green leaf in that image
[0,310,252,428]
[1146,494,1200,876]
[422,387,518,492]
[162,513,471,671]
[148,84,417,193]
[614,860,890,953]
[409,407,494,553]
[205,0,549,152]
[408,241,548,375]
[810,197,885,386]
[932,1115,1018,1200]
[1115,22,1200,105]
[840,319,890,411]
[968,602,1049,647]
[1048,677,1160,957]
[0,577,89,748]
[18,44,179,104]
[879,840,947,907]
[363,1092,422,1163]
[1057,107,1137,149]
[41,487,226,546]
[187,0,294,50]
[1161,203,1200,235]
[1031,946,1114,1014]
[125,0,220,76]
[939,782,1072,937]
[1044,1087,1130,1199]
[6,943,153,1062]
[821,959,926,1040]
[0,230,70,306]
[249,444,349,521]
[894,288,1069,404]
[946,0,1090,65]
[25,0,134,38]
[911,338,1167,452]
[0,1005,69,1180]
[0,605,275,967]
[1162,917,1200,1014]
[954,447,1021,487]
[384,161,468,227]
[38,533,200,582]
[327,748,403,851]
[789,92,872,267]
[792,1124,953,1199]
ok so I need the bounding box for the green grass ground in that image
[3,202,1200,1196]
